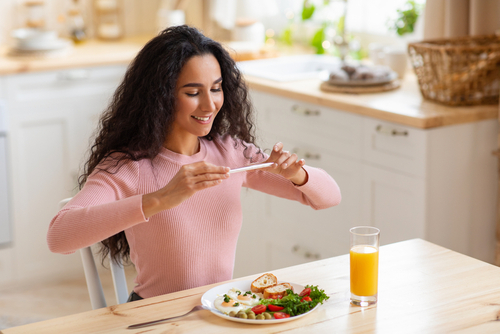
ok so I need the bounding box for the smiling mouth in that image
[191,115,211,121]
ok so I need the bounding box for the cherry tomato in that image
[268,305,284,312]
[251,304,266,315]
[274,312,290,319]
[299,288,311,297]
[301,296,312,302]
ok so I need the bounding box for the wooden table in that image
[3,239,500,333]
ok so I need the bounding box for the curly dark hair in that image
[79,25,259,265]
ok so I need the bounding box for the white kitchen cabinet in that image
[360,117,427,246]
[234,188,268,276]
[233,90,498,277]
[1,65,126,285]
[360,164,426,246]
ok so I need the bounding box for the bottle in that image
[94,0,123,40]
[25,0,46,29]
[68,0,87,43]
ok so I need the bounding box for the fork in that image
[127,305,206,329]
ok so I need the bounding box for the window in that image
[259,0,426,54]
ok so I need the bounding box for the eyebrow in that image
[181,77,223,88]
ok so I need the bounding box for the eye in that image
[211,88,222,93]
[186,92,199,97]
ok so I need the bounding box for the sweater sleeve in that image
[244,165,341,210]
[47,159,148,254]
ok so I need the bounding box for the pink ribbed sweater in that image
[47,135,341,298]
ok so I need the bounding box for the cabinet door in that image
[9,101,81,279]
[68,93,109,189]
[233,188,269,278]
[360,164,426,246]
[6,66,125,283]
[362,118,426,177]
[263,135,362,270]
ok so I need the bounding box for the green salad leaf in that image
[259,285,329,316]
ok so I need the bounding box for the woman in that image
[47,26,341,301]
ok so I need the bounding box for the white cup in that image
[98,23,122,40]
[383,48,407,80]
[368,43,386,65]
[231,21,265,45]
[157,9,185,32]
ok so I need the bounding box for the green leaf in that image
[311,27,326,54]
[302,0,316,20]
[390,0,423,36]
[258,286,329,317]
[337,15,345,35]
[281,27,293,45]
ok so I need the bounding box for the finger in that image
[190,178,225,192]
[281,153,298,169]
[275,150,291,167]
[189,162,230,175]
[193,171,229,184]
[268,142,283,163]
[198,165,230,175]
[289,158,305,171]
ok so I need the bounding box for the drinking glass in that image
[350,226,380,306]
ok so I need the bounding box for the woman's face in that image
[172,54,224,140]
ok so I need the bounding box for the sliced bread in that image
[263,282,294,299]
[250,273,278,294]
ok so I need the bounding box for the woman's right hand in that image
[142,161,229,218]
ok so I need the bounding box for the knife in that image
[127,305,206,329]
[229,162,274,174]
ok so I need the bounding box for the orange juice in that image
[350,245,379,296]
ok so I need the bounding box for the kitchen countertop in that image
[244,73,499,129]
[0,36,152,75]
[4,239,500,333]
[1,37,497,129]
[0,36,277,75]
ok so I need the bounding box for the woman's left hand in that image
[264,142,308,186]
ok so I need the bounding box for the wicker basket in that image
[408,35,500,106]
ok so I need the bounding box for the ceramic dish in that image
[14,38,72,51]
[200,280,321,325]
[327,70,398,87]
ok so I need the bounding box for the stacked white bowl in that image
[11,28,71,53]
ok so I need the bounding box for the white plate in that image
[201,280,321,325]
[14,38,72,51]
[326,71,398,87]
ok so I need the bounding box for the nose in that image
[200,91,217,113]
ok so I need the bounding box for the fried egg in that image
[213,294,247,315]
[226,287,261,306]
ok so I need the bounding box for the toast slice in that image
[251,273,278,294]
[263,282,294,299]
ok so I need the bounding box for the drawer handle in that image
[376,125,408,136]
[292,245,320,260]
[292,105,321,116]
[292,148,321,160]
[57,69,90,81]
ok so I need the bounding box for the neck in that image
[163,135,200,156]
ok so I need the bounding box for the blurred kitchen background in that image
[0,0,430,57]
[1,0,500,330]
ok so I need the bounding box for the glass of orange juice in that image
[350,226,380,306]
